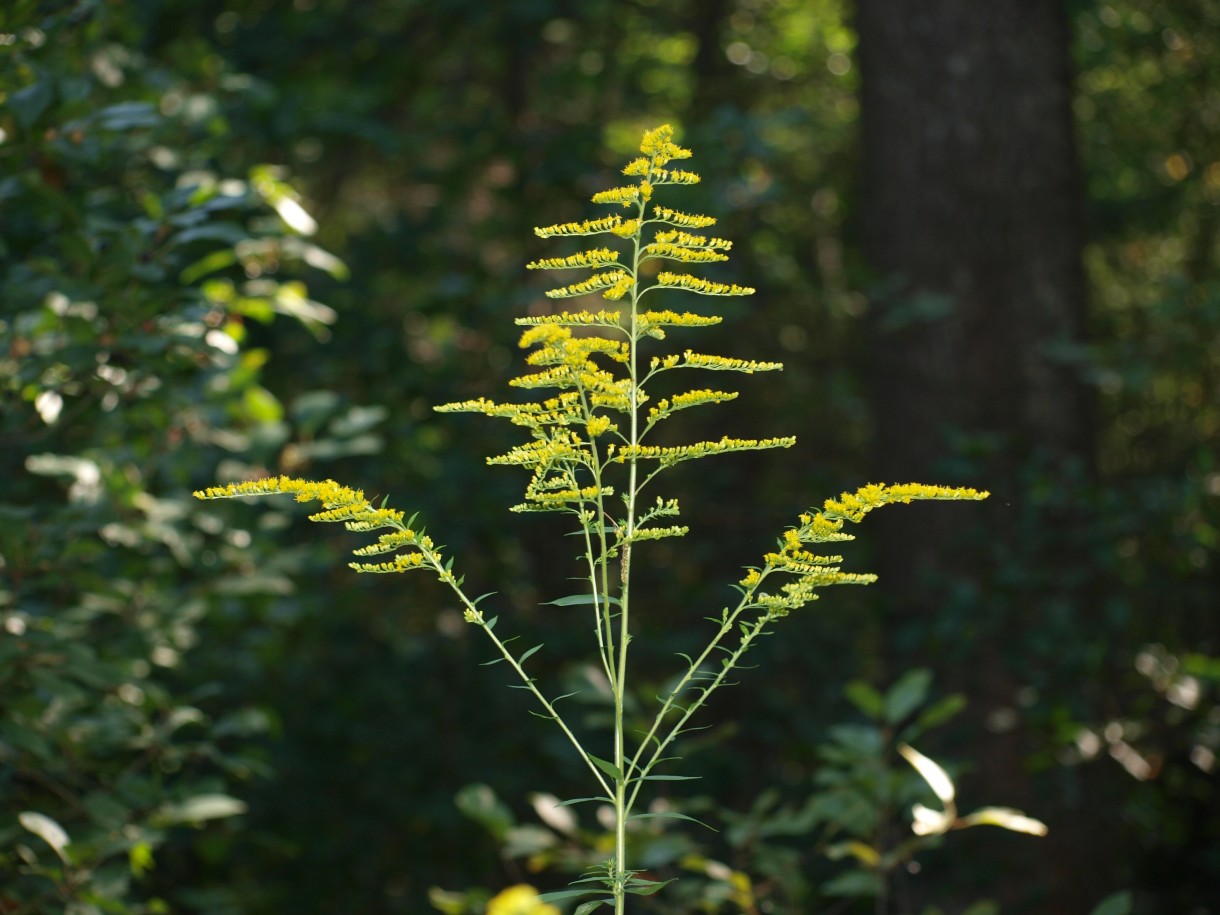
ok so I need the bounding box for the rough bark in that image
[854,2,1100,910]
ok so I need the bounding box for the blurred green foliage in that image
[2,0,1216,912]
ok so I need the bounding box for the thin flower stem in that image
[421,547,613,801]
[624,576,766,782]
[611,189,650,915]
[626,609,775,816]
[581,399,620,694]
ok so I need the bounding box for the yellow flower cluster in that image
[648,389,739,423]
[745,482,991,616]
[525,333,627,369]
[821,482,989,523]
[641,243,728,264]
[651,168,701,185]
[613,435,795,466]
[653,229,732,250]
[192,476,445,576]
[622,156,652,176]
[534,215,624,238]
[488,433,587,468]
[612,218,641,237]
[515,310,623,327]
[592,185,643,207]
[651,205,717,229]
[349,553,427,574]
[655,272,754,296]
[739,568,763,588]
[681,351,784,373]
[518,483,613,508]
[623,524,689,542]
[586,415,615,437]
[636,310,723,339]
[352,529,422,555]
[755,568,878,616]
[526,248,621,271]
[545,269,633,300]
[638,124,693,167]
[194,476,403,530]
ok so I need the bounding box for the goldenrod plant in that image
[195,125,989,913]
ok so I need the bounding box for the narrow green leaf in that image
[915,693,966,732]
[519,644,544,664]
[845,680,884,719]
[554,796,613,808]
[537,888,602,903]
[541,593,621,608]
[587,754,623,782]
[626,877,676,896]
[574,900,613,915]
[883,668,933,724]
[628,811,716,831]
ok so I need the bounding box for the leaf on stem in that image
[586,754,623,782]
[540,593,621,608]
[628,811,717,831]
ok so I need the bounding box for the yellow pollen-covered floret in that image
[681,351,784,373]
[647,389,739,423]
[586,415,614,437]
[655,272,755,297]
[592,186,642,207]
[638,124,693,166]
[546,270,633,300]
[603,274,635,300]
[650,206,717,229]
[652,230,732,251]
[821,482,990,523]
[515,310,624,327]
[614,435,795,465]
[622,157,651,177]
[526,248,621,271]
[534,215,623,237]
[641,243,728,264]
[651,168,701,186]
[349,552,427,574]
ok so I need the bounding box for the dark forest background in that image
[2,0,1217,913]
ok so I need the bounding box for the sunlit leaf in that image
[898,743,955,804]
[960,806,1049,836]
[18,811,70,860]
[154,794,248,826]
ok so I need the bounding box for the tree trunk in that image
[854,2,1101,911]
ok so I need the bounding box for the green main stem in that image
[611,194,648,915]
